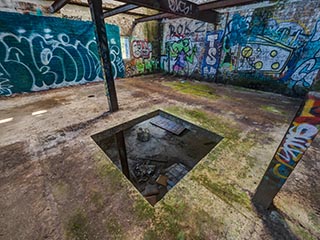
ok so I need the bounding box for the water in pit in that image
[92,110,223,205]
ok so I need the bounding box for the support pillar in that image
[88,0,119,112]
[115,131,130,179]
[253,92,320,208]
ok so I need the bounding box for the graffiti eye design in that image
[40,48,52,65]
[254,61,263,70]
[270,50,278,57]
[272,62,280,70]
[241,46,253,58]
[58,34,70,45]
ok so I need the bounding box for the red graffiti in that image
[132,40,152,59]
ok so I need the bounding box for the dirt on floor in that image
[0,74,319,240]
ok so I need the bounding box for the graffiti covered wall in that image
[0,11,124,96]
[125,39,158,76]
[161,18,215,78]
[160,2,320,96]
[219,9,320,95]
[106,24,125,79]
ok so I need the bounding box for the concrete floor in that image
[0,74,319,239]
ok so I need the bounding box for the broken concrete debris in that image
[156,175,168,186]
[150,115,186,135]
[142,183,160,197]
[165,163,189,190]
[137,128,151,142]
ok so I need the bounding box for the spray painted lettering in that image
[106,24,125,79]
[0,12,124,96]
[202,31,223,79]
[132,40,152,59]
[272,93,320,181]
[168,0,193,15]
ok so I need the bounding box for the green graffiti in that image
[169,39,197,64]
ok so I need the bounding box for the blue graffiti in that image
[202,30,223,79]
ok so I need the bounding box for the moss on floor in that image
[260,105,285,115]
[164,106,240,139]
[66,210,90,240]
[163,81,220,100]
[191,172,251,210]
[105,216,124,239]
[133,197,155,221]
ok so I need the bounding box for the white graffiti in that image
[0,30,102,95]
[0,79,13,96]
[168,0,192,15]
[276,123,318,164]
[110,45,125,79]
[202,33,219,78]
[291,59,319,87]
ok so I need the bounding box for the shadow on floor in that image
[253,202,299,240]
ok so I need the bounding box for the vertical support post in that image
[253,92,320,208]
[115,131,130,179]
[88,0,119,112]
[166,42,171,74]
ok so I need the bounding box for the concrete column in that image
[253,91,320,208]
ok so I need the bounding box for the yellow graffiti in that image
[241,46,253,58]
[273,163,288,179]
[301,98,316,118]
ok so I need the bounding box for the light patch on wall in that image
[121,36,131,59]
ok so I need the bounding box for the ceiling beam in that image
[134,12,177,24]
[116,0,219,24]
[49,0,70,13]
[103,4,139,18]
[49,0,150,17]
[199,0,266,11]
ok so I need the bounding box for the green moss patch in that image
[106,217,123,239]
[260,105,285,115]
[133,198,155,221]
[163,81,220,100]
[191,173,251,210]
[164,107,240,140]
[66,210,90,240]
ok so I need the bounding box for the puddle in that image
[92,110,223,205]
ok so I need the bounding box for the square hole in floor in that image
[92,110,223,205]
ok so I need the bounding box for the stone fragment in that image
[145,195,158,206]
[142,184,159,197]
[156,175,168,186]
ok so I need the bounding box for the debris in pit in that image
[165,163,189,190]
[150,116,185,135]
[142,183,160,196]
[133,161,156,183]
[156,175,168,186]
[137,128,151,142]
[145,195,158,206]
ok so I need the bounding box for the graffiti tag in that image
[132,40,152,59]
[168,0,193,15]
[202,31,223,79]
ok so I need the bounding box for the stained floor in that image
[0,74,319,240]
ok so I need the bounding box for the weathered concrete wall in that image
[161,0,320,96]
[0,11,124,96]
